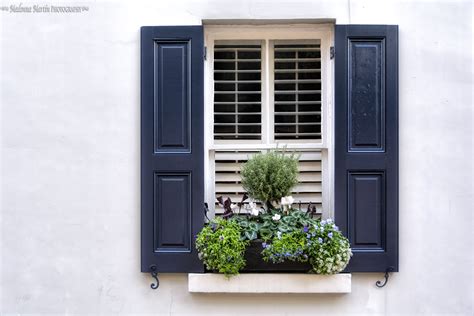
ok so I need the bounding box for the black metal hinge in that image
[204,46,207,60]
[330,46,335,59]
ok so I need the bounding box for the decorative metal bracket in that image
[376,266,394,288]
[149,265,160,290]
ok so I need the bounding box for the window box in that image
[241,240,312,272]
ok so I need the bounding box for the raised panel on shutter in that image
[141,26,204,273]
[348,39,385,151]
[335,25,398,272]
[154,173,191,251]
[348,172,385,250]
[154,41,191,152]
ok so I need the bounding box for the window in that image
[204,25,334,217]
[140,24,399,274]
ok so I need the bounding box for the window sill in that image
[188,273,351,293]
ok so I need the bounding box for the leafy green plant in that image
[261,219,352,274]
[241,150,298,206]
[259,208,316,240]
[231,208,316,241]
[233,215,261,241]
[305,219,352,274]
[195,218,249,277]
[261,230,308,263]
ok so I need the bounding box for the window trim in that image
[203,24,335,219]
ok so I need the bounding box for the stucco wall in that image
[1,0,472,314]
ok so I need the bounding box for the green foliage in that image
[232,208,316,241]
[305,219,353,274]
[259,209,315,240]
[241,151,298,205]
[195,218,249,277]
[261,231,308,263]
[233,216,261,241]
[261,219,352,274]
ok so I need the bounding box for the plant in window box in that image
[196,150,352,276]
[195,217,249,277]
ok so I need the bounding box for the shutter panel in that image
[141,26,204,273]
[335,25,399,272]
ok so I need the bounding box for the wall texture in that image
[1,0,472,314]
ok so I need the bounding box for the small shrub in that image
[241,150,298,206]
[195,218,249,277]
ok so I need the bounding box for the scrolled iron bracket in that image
[375,266,394,288]
[149,265,160,290]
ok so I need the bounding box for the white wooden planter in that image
[188,273,351,293]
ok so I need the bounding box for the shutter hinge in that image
[204,46,207,60]
[330,46,335,59]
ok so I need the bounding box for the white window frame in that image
[204,24,335,219]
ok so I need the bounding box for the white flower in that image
[280,196,294,206]
[246,201,260,216]
[272,214,281,221]
[250,206,259,216]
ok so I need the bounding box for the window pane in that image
[274,41,322,140]
[214,42,262,140]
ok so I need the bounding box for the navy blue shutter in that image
[141,26,204,273]
[335,25,399,272]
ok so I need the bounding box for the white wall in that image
[1,0,472,314]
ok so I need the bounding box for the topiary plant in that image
[241,150,298,207]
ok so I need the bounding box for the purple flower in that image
[262,242,267,248]
[303,226,309,233]
[328,232,333,239]
[318,237,323,243]
[219,235,224,241]
[306,233,311,239]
